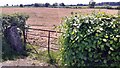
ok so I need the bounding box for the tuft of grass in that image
[26,44,60,65]
[26,44,49,62]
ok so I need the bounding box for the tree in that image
[34,3,40,7]
[89,0,96,8]
[20,4,24,7]
[45,3,50,7]
[6,4,9,6]
[59,3,65,6]
[53,3,58,6]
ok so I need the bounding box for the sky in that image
[0,0,120,6]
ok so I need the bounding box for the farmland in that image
[1,7,120,66]
[1,8,119,29]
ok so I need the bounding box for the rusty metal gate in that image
[26,27,62,60]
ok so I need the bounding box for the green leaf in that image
[104,35,108,38]
[71,31,75,35]
[114,38,117,41]
[116,56,119,60]
[103,60,107,64]
[110,47,114,51]
[103,39,107,42]
[95,60,99,62]
[108,51,111,54]
[106,43,110,47]
[81,61,84,64]
[116,35,120,38]
[100,45,104,50]
[98,41,102,45]
[88,48,91,52]
[89,53,92,57]
[96,33,99,36]
[110,41,113,44]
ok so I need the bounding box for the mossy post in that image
[5,24,23,52]
[2,13,29,53]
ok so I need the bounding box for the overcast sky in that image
[0,0,120,6]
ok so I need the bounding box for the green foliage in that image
[26,44,59,65]
[1,13,29,61]
[59,12,120,66]
[1,13,29,48]
[2,13,29,32]
[26,44,49,62]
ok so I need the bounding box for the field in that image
[1,7,119,29]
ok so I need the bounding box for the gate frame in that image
[25,27,63,61]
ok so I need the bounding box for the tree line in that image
[7,3,65,7]
[4,1,120,8]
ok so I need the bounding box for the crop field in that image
[1,8,119,29]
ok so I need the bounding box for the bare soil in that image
[2,8,118,29]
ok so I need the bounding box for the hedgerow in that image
[58,12,120,66]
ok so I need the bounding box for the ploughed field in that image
[2,8,118,29]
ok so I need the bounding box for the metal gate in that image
[26,27,62,61]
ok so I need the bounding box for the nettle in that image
[58,12,120,66]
